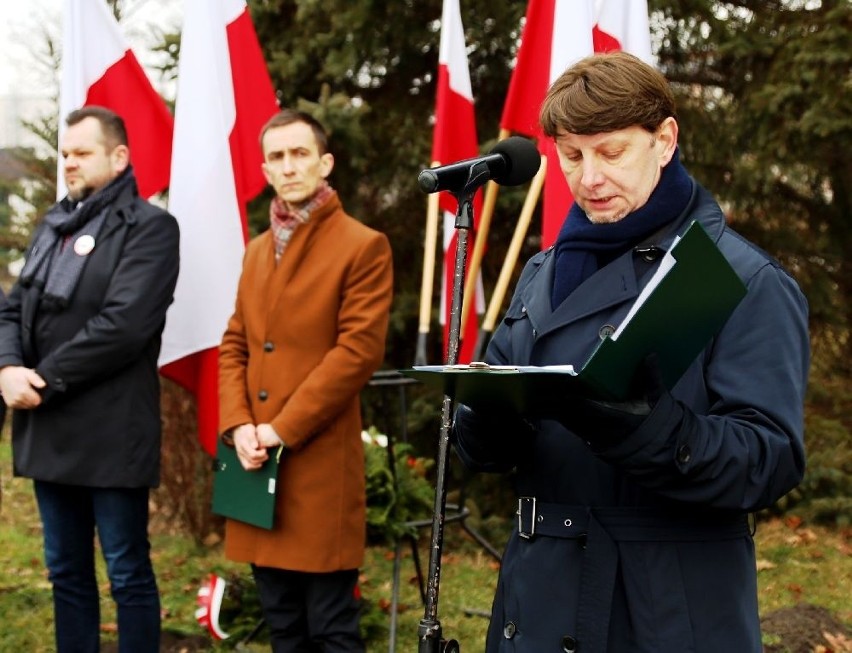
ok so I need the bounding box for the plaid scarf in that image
[269,181,335,262]
[19,167,136,311]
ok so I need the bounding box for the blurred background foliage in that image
[0,0,849,537]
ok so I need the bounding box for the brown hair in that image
[540,51,676,137]
[66,105,129,150]
[259,109,330,155]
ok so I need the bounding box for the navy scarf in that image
[551,149,693,309]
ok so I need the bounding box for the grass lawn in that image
[1,437,849,652]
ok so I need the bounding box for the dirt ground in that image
[762,603,852,653]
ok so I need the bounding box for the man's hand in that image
[0,366,46,410]
[256,423,285,449]
[232,423,268,471]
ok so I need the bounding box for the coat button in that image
[503,621,517,639]
[598,324,615,340]
[258,390,268,401]
[263,341,274,352]
[561,635,578,652]
[676,444,692,464]
[635,245,663,262]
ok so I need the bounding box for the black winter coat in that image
[0,183,179,488]
[454,181,809,653]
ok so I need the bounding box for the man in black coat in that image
[0,106,179,653]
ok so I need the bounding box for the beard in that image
[68,184,96,202]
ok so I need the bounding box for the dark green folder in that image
[404,220,747,414]
[212,439,282,530]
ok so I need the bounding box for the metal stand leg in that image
[388,540,404,653]
[369,363,499,651]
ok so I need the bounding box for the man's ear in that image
[319,152,334,178]
[261,162,273,186]
[111,144,130,174]
[656,117,678,166]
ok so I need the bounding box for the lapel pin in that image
[74,234,96,256]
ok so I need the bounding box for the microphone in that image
[418,136,540,194]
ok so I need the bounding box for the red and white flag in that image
[594,0,653,63]
[501,0,652,249]
[159,0,278,456]
[432,0,484,364]
[500,0,595,249]
[58,0,173,199]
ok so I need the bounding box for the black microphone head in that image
[490,136,541,186]
[418,169,441,193]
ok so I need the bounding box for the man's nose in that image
[580,158,604,188]
[280,155,296,173]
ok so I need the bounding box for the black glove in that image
[558,354,668,449]
[452,403,534,472]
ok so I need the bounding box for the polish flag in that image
[594,0,653,63]
[159,0,278,456]
[58,0,173,200]
[500,0,595,249]
[432,0,485,364]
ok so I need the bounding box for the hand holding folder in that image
[212,439,283,530]
[403,221,747,416]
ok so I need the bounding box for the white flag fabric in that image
[595,0,654,64]
[160,0,278,454]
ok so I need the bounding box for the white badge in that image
[74,235,95,256]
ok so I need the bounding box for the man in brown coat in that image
[218,109,394,652]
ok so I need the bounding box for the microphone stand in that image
[417,161,490,653]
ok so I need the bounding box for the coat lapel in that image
[266,196,340,322]
[523,249,641,339]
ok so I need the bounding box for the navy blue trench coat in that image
[454,180,809,653]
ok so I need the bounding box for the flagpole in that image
[416,169,442,366]
[472,154,546,361]
[458,128,510,343]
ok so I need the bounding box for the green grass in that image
[0,437,495,651]
[2,437,849,652]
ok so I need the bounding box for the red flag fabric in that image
[159,0,278,456]
[500,0,595,249]
[58,0,173,200]
[432,0,484,364]
[501,0,652,249]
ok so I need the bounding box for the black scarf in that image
[551,149,693,309]
[19,167,137,311]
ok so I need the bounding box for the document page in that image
[613,235,681,340]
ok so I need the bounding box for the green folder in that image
[404,220,747,414]
[211,439,282,530]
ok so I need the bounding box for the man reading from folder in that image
[453,52,809,653]
[218,109,394,652]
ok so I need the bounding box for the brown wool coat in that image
[218,193,393,572]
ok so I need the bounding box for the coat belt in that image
[515,498,750,653]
